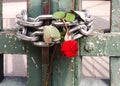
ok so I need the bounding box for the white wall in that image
[4,54,27,77]
[3,0,27,29]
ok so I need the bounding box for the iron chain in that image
[15,9,94,47]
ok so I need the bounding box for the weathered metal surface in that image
[80,33,120,56]
[42,1,50,85]
[28,0,43,18]
[27,0,81,86]
[41,64,49,86]
[110,57,120,86]
[51,0,81,86]
[27,0,42,86]
[51,0,80,13]
[41,48,49,86]
[0,0,91,86]
[52,54,75,86]
[110,0,120,86]
[26,43,42,86]
[52,45,81,86]
[51,43,82,86]
[111,0,120,32]
[74,55,82,86]
[0,34,25,54]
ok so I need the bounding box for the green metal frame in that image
[1,0,120,86]
[27,0,81,86]
[80,0,120,86]
[80,33,120,56]
[0,0,81,86]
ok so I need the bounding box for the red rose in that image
[61,40,78,58]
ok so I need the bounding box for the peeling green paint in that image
[0,34,25,54]
[28,0,81,86]
[80,33,120,56]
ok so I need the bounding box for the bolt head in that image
[84,42,95,52]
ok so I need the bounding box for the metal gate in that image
[0,0,81,86]
[0,0,119,86]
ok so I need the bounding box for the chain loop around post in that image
[15,9,94,47]
[30,31,54,47]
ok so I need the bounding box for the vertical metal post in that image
[51,0,81,86]
[27,1,42,86]
[42,0,50,86]
[41,48,49,86]
[27,0,82,86]
[110,0,120,86]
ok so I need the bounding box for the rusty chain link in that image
[15,9,94,47]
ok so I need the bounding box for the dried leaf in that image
[43,25,61,44]
[73,11,86,21]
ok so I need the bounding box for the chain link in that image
[52,19,78,26]
[15,9,94,47]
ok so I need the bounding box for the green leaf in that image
[52,11,66,19]
[65,13,75,22]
